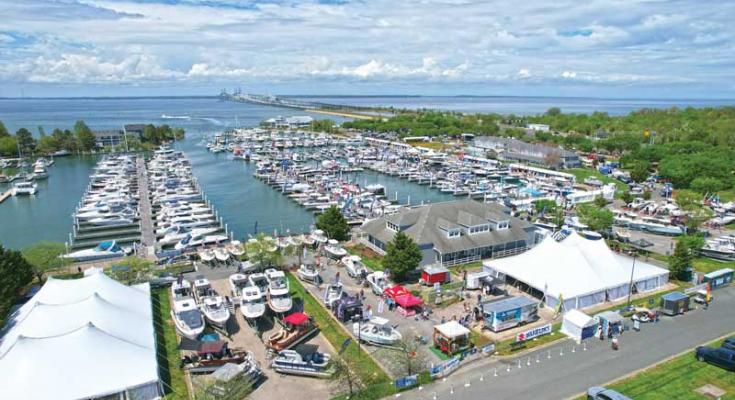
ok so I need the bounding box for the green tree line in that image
[342,110,501,137]
[0,120,184,157]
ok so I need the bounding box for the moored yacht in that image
[265,268,292,314]
[192,277,231,328]
[61,241,128,262]
[170,278,206,340]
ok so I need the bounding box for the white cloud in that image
[0,0,732,96]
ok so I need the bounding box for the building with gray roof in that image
[471,136,580,169]
[361,200,540,268]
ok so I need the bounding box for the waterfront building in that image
[471,136,581,169]
[360,200,539,267]
[263,115,314,129]
[93,129,126,147]
[124,124,147,137]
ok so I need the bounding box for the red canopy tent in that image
[283,312,310,326]
[384,285,423,310]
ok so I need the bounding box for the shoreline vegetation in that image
[0,120,184,158]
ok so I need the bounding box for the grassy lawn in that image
[716,189,735,203]
[411,141,449,151]
[287,273,391,394]
[693,257,735,274]
[568,168,629,192]
[448,261,484,276]
[345,243,385,271]
[151,289,189,400]
[607,337,735,400]
[493,322,563,356]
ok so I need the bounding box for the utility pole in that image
[626,249,638,309]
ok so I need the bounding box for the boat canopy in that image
[97,240,117,251]
[283,312,309,326]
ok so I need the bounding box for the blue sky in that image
[0,0,734,98]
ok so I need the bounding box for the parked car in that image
[695,346,735,371]
[721,337,735,351]
[587,386,632,400]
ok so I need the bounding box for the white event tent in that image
[0,270,160,400]
[560,309,598,343]
[483,231,669,310]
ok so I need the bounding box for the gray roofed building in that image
[361,200,541,268]
[471,136,581,169]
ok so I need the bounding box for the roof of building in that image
[362,200,534,254]
[481,296,538,314]
[0,271,158,400]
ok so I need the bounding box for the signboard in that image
[394,374,418,390]
[429,357,460,379]
[515,323,552,342]
[481,343,496,354]
[494,308,522,331]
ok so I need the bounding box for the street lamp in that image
[626,249,638,309]
[352,314,362,360]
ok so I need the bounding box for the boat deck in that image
[0,189,12,204]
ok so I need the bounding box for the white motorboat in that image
[270,349,332,377]
[87,215,134,226]
[11,181,38,196]
[265,268,292,314]
[159,226,220,246]
[235,278,266,320]
[323,282,343,309]
[324,239,347,259]
[366,271,390,295]
[301,234,316,247]
[297,264,320,283]
[226,240,245,257]
[341,255,368,278]
[310,229,328,246]
[249,272,269,293]
[170,279,205,340]
[174,233,228,250]
[353,316,402,346]
[214,247,230,262]
[61,241,127,262]
[193,277,230,328]
[199,248,215,262]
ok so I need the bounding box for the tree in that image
[629,161,650,183]
[668,235,703,280]
[245,234,282,269]
[576,204,613,232]
[621,191,634,205]
[107,256,154,284]
[15,127,36,154]
[594,196,609,208]
[21,242,71,283]
[393,338,429,376]
[0,245,34,322]
[75,120,96,151]
[533,199,557,215]
[545,107,562,116]
[315,206,350,241]
[383,231,422,282]
[0,136,18,157]
[543,150,562,169]
[331,355,363,397]
[172,127,185,141]
[0,120,9,138]
[691,177,727,194]
[675,189,713,232]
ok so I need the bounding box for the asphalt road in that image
[399,286,735,400]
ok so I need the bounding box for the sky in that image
[0,0,734,98]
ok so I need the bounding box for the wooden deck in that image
[0,189,12,204]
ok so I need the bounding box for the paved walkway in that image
[136,156,155,255]
[399,286,735,400]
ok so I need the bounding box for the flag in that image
[706,282,712,302]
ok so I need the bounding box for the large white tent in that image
[0,270,160,400]
[483,231,669,310]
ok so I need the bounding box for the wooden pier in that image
[137,157,156,256]
[0,189,12,204]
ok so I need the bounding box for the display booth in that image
[661,292,690,316]
[421,265,451,285]
[433,321,472,355]
[560,309,598,343]
[384,285,424,316]
[594,311,623,337]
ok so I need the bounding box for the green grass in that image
[569,168,630,192]
[607,337,735,400]
[345,244,385,271]
[286,273,390,390]
[151,289,189,400]
[448,261,483,276]
[716,189,735,203]
[693,257,735,274]
[493,322,563,356]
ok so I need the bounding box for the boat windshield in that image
[179,309,203,329]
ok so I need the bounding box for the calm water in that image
[2,95,731,249]
[0,97,453,249]
[290,95,734,116]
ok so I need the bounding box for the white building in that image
[526,123,550,132]
[0,271,160,400]
[483,231,669,310]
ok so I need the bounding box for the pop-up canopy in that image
[384,285,423,308]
